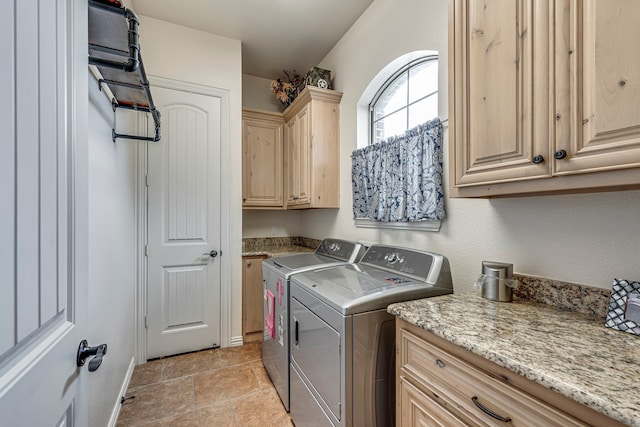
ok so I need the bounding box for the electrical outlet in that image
[270,226,277,236]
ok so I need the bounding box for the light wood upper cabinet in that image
[285,104,311,206]
[450,0,551,188]
[242,109,285,208]
[555,0,640,175]
[450,0,640,197]
[283,86,342,209]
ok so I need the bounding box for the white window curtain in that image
[351,118,445,222]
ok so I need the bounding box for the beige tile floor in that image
[116,342,293,427]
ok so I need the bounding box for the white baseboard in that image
[108,356,135,427]
[230,335,244,347]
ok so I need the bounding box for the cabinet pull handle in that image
[554,149,567,160]
[294,318,299,348]
[532,155,544,164]
[471,396,512,423]
[435,358,446,368]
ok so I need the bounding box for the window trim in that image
[369,55,438,146]
[354,218,442,232]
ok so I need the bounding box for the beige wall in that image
[243,210,303,238]
[242,74,283,113]
[244,0,640,293]
[138,16,244,343]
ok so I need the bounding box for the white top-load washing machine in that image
[288,244,453,427]
[262,238,366,411]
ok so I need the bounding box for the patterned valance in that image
[351,118,445,222]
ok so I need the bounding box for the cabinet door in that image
[555,0,640,174]
[284,117,298,205]
[285,105,311,207]
[296,105,311,205]
[451,0,550,187]
[242,113,284,207]
[242,256,266,336]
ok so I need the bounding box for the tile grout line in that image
[119,344,268,426]
[191,373,196,413]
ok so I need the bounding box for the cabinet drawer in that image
[399,377,467,427]
[399,328,587,426]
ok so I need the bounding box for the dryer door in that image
[290,296,342,421]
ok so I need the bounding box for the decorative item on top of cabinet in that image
[242,109,285,209]
[396,319,624,426]
[283,86,343,209]
[449,0,640,198]
[304,66,332,90]
[242,255,267,342]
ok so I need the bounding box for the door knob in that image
[77,340,108,372]
[202,250,218,258]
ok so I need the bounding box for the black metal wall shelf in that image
[88,0,161,142]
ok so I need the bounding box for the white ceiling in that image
[130,0,374,79]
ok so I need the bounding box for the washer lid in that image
[262,238,366,275]
[262,239,365,279]
[265,252,340,271]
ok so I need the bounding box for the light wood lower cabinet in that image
[242,255,267,342]
[396,319,623,427]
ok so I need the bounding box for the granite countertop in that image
[242,244,314,258]
[388,293,640,426]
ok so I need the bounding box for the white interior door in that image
[0,0,89,425]
[147,83,222,359]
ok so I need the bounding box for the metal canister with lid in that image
[479,261,515,302]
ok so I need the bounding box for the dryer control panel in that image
[360,245,452,288]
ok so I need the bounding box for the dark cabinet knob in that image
[532,155,544,164]
[554,149,568,160]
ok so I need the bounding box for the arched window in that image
[370,56,438,145]
[352,53,444,231]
